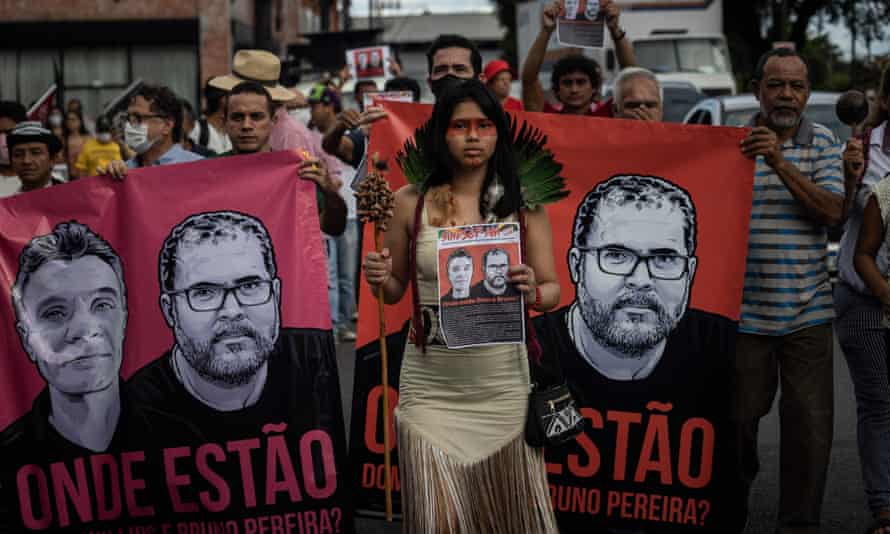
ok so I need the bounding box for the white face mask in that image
[48,114,63,127]
[124,122,155,154]
[97,132,112,143]
[288,108,311,126]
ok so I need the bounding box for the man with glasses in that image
[553,174,701,380]
[124,210,351,524]
[532,174,738,532]
[129,210,284,411]
[98,85,202,178]
[470,248,518,298]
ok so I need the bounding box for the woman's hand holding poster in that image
[437,223,524,348]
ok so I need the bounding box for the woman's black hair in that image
[63,109,90,136]
[424,78,520,218]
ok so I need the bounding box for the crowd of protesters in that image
[1,0,890,530]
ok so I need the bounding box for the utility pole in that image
[848,1,857,84]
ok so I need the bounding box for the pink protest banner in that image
[0,151,353,533]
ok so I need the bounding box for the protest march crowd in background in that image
[2,0,890,532]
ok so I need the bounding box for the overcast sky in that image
[350,1,889,61]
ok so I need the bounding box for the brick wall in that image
[0,0,232,81]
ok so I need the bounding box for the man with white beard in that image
[734,47,844,533]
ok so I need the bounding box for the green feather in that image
[396,120,434,186]
[509,115,569,208]
[395,113,570,206]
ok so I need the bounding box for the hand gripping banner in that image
[350,102,754,532]
[0,151,354,534]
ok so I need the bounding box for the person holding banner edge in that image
[362,79,561,532]
[522,0,636,117]
[733,47,845,533]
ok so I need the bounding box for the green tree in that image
[724,0,890,89]
[491,0,517,67]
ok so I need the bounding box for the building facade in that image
[0,0,337,117]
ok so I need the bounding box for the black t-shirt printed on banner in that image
[533,307,738,533]
[0,388,195,533]
[468,281,520,299]
[125,327,354,533]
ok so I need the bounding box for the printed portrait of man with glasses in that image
[122,210,352,524]
[533,174,736,389]
[125,208,350,462]
[469,247,520,299]
[129,210,288,410]
[532,173,739,531]
[563,174,699,381]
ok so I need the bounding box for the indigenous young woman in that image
[362,79,560,533]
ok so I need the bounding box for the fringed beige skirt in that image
[396,341,558,534]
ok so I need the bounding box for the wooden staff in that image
[356,161,395,521]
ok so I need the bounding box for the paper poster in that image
[362,90,414,113]
[436,223,525,348]
[346,46,391,81]
[0,152,354,533]
[350,101,755,532]
[557,0,606,49]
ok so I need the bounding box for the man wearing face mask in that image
[74,115,122,177]
[98,85,203,179]
[0,101,27,197]
[426,34,484,101]
[47,108,64,130]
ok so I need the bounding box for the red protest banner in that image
[0,151,353,533]
[350,102,753,531]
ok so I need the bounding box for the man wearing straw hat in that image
[209,50,347,236]
[209,50,344,174]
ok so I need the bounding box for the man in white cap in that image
[6,121,64,195]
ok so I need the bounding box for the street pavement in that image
[334,337,873,534]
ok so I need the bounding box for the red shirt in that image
[543,97,613,118]
[502,96,524,111]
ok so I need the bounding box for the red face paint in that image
[446,118,498,138]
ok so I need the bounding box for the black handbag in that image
[525,381,584,447]
[517,210,585,448]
